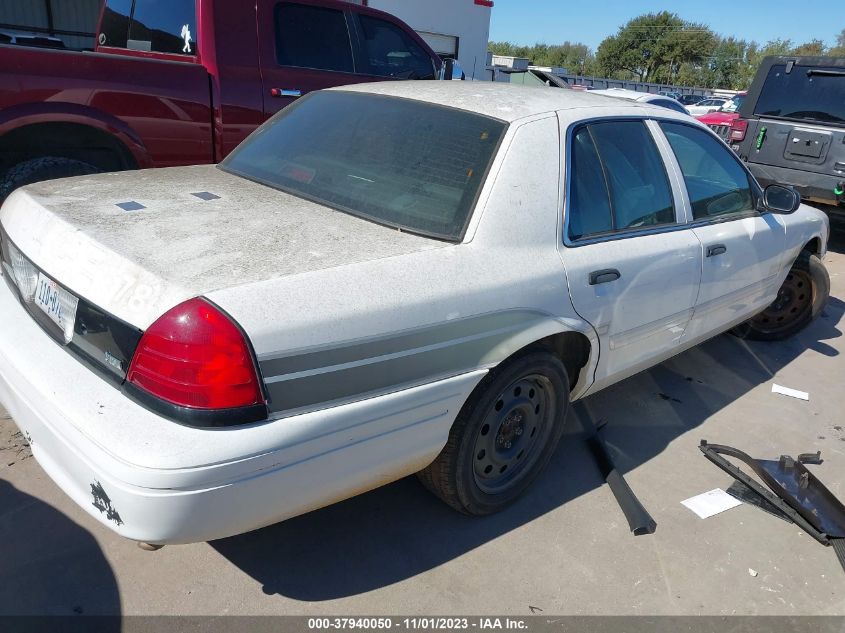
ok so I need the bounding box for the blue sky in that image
[489,0,842,51]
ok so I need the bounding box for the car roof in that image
[331,81,657,123]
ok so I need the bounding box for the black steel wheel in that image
[739,252,830,341]
[418,350,569,515]
[472,374,555,495]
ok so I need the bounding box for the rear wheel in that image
[418,351,569,515]
[0,157,101,201]
[737,252,829,341]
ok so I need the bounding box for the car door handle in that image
[270,88,302,98]
[706,244,727,257]
[588,269,621,285]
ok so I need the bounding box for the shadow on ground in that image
[0,479,120,617]
[212,228,845,602]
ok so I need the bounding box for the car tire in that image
[417,350,569,515]
[735,252,830,341]
[0,157,101,201]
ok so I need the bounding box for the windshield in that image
[754,64,845,125]
[220,91,506,241]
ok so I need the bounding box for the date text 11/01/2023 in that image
[307,618,530,630]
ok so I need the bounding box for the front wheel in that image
[417,351,569,515]
[737,252,830,341]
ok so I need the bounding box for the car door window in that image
[568,121,674,241]
[568,128,613,240]
[275,3,354,73]
[357,15,435,79]
[100,0,197,54]
[660,122,755,220]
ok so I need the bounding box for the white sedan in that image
[687,97,729,116]
[590,88,690,114]
[0,82,830,546]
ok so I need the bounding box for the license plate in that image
[34,272,79,343]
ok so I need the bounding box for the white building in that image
[348,0,494,81]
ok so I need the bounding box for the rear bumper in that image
[0,274,484,544]
[747,162,845,210]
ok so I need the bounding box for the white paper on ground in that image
[681,488,743,519]
[772,383,809,401]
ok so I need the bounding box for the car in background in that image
[679,94,707,106]
[659,90,683,101]
[687,97,728,116]
[0,0,443,201]
[734,56,845,218]
[0,30,65,49]
[697,92,748,142]
[591,88,689,114]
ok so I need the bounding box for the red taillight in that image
[729,118,748,141]
[127,298,263,410]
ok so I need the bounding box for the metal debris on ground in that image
[699,440,845,574]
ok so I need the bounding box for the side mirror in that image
[763,184,801,214]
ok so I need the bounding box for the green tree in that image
[828,27,845,55]
[488,40,596,75]
[595,12,715,82]
[791,39,826,56]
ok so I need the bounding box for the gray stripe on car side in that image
[259,310,548,413]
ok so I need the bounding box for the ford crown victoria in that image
[0,83,830,545]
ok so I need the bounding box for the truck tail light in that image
[729,118,748,142]
[127,298,264,411]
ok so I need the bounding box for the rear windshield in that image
[220,91,506,241]
[754,64,845,125]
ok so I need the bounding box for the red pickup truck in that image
[0,0,442,198]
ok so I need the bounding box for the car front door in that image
[656,121,787,344]
[560,118,702,390]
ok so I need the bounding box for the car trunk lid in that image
[0,165,446,331]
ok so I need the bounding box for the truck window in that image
[358,15,436,79]
[275,3,354,73]
[99,0,197,55]
[99,0,133,49]
[754,64,845,126]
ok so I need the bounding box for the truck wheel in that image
[418,351,569,515]
[739,252,830,341]
[0,157,101,201]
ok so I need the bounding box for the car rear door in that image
[656,121,787,344]
[742,62,845,196]
[257,0,365,117]
[559,118,702,389]
[256,0,438,119]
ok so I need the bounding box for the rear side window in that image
[358,15,435,79]
[754,64,845,126]
[567,121,675,241]
[275,3,354,73]
[660,122,754,220]
[99,0,133,49]
[100,0,198,55]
